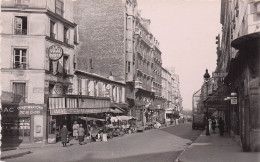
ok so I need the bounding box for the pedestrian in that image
[73,121,79,140]
[218,117,225,136]
[78,124,85,145]
[211,117,216,134]
[60,125,69,147]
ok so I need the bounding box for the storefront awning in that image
[110,103,128,113]
[231,31,260,49]
[79,116,106,122]
[205,84,229,110]
[50,108,111,115]
[116,116,136,121]
[109,107,124,114]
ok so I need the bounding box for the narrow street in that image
[6,123,202,162]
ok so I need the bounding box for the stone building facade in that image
[216,0,260,151]
[1,0,77,144]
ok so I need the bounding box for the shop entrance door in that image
[18,117,31,142]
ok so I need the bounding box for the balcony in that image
[135,81,143,89]
[14,63,26,69]
[13,94,26,103]
[141,36,153,47]
[14,29,27,35]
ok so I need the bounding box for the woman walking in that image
[73,121,79,140]
[78,124,85,145]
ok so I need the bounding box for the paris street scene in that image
[1,0,260,161]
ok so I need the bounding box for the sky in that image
[137,0,222,110]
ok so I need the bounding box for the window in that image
[78,79,82,95]
[55,0,64,17]
[14,49,27,69]
[63,55,69,74]
[85,80,89,96]
[89,59,93,69]
[128,61,131,73]
[14,16,27,35]
[64,26,69,43]
[50,20,56,39]
[13,82,26,103]
[126,61,131,73]
[74,25,79,44]
[49,83,55,94]
[73,55,76,69]
[127,17,132,30]
[126,39,132,51]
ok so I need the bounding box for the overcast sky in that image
[137,0,222,110]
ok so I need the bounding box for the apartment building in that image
[1,0,77,144]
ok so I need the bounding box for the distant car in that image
[153,122,162,129]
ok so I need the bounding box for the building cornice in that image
[74,70,126,86]
[1,7,77,28]
[46,36,74,49]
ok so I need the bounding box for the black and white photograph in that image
[1,0,260,161]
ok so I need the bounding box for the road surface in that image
[7,122,203,162]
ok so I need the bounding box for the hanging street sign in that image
[230,97,237,105]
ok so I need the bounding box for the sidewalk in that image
[1,139,79,160]
[176,130,260,162]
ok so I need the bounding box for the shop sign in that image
[1,104,44,115]
[48,45,63,61]
[50,108,110,115]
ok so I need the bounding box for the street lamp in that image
[203,69,210,136]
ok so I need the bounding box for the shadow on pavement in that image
[159,123,203,141]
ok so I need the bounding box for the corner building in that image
[1,0,77,144]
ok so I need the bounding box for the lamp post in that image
[204,69,210,136]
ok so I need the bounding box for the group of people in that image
[60,121,88,147]
[210,117,225,136]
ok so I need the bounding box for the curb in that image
[1,150,31,160]
[174,130,206,162]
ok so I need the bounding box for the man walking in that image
[211,117,216,134]
[218,117,225,136]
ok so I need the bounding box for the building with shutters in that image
[1,0,78,144]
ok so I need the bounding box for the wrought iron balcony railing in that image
[14,29,27,35]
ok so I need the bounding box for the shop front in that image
[46,95,111,143]
[1,103,47,146]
